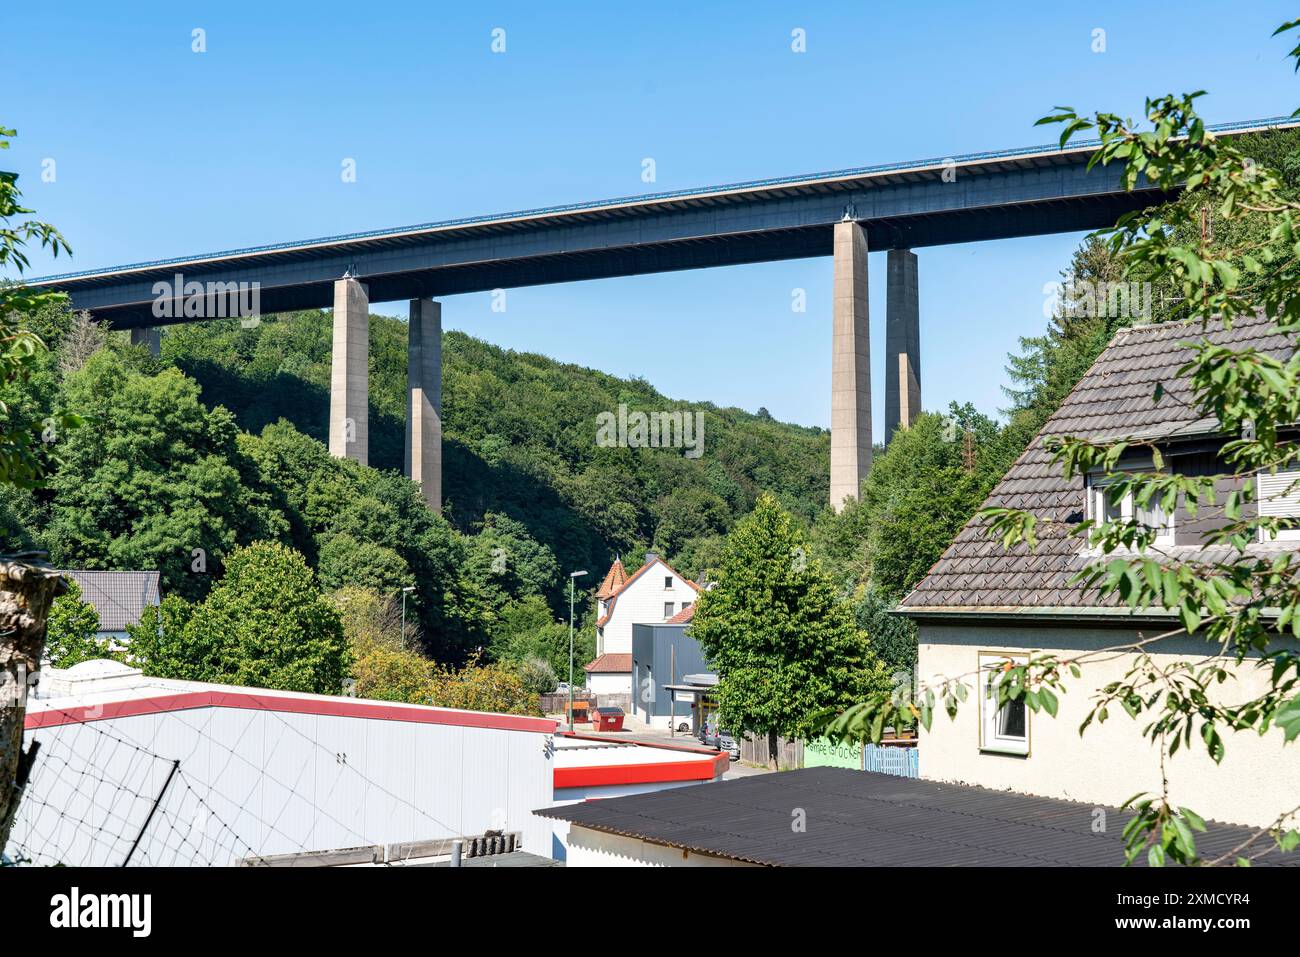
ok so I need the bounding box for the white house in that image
[584,553,700,706]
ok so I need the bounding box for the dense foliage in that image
[0,290,840,697]
[162,309,830,586]
[43,578,107,668]
[0,124,78,489]
[127,541,349,695]
[336,586,539,715]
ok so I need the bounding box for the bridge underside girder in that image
[64,190,1162,330]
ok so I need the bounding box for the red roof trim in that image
[25,689,558,734]
[554,752,728,788]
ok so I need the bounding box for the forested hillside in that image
[164,309,830,577]
[0,300,829,666]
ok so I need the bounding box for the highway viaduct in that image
[28,117,1295,513]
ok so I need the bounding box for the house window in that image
[682,601,692,611]
[979,653,1029,756]
[1258,468,1300,541]
[664,602,674,619]
[664,576,673,589]
[1086,474,1174,545]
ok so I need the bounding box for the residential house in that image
[57,569,161,644]
[898,314,1300,829]
[584,553,700,708]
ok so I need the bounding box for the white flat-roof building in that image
[11,661,557,866]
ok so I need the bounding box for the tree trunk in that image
[767,729,779,770]
[0,556,65,856]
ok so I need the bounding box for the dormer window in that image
[1086,474,1174,546]
[1258,468,1300,541]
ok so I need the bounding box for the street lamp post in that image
[400,586,415,649]
[568,570,588,732]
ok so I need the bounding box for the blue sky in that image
[7,1,1298,431]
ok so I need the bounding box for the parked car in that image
[699,719,740,760]
[554,682,571,696]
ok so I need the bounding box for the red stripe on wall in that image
[554,751,728,788]
[25,689,558,734]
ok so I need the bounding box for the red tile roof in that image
[596,555,701,629]
[595,559,628,599]
[584,653,632,673]
[666,605,695,624]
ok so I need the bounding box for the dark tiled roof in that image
[58,569,161,631]
[900,314,1297,612]
[535,766,1296,867]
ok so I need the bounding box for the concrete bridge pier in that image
[328,277,370,465]
[885,249,920,444]
[130,327,160,357]
[405,297,443,514]
[829,219,871,511]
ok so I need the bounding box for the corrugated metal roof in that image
[534,766,1297,866]
[899,313,1299,613]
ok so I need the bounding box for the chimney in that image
[644,551,659,565]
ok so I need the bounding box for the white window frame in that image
[1257,468,1300,542]
[979,652,1030,756]
[1086,473,1175,547]
[663,602,674,619]
[664,576,674,589]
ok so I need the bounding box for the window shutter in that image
[1258,469,1300,517]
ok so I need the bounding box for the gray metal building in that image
[630,622,711,731]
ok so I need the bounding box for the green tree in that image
[124,595,198,678]
[0,122,80,857]
[44,578,114,668]
[0,125,77,487]
[335,588,540,715]
[464,512,561,611]
[316,533,413,595]
[489,594,587,688]
[854,585,918,676]
[810,402,1001,602]
[692,493,890,767]
[241,420,490,659]
[136,541,349,695]
[44,353,284,599]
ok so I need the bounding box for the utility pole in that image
[400,586,415,649]
[568,570,588,732]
